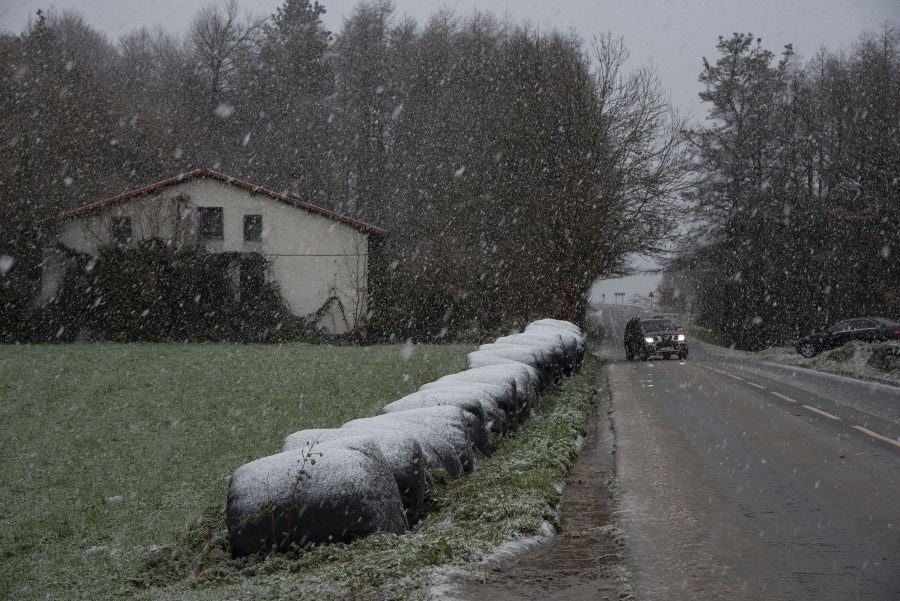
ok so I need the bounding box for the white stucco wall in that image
[50,178,372,334]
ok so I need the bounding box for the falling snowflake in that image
[215,103,235,119]
[0,255,13,275]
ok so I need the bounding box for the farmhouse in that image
[37,168,387,334]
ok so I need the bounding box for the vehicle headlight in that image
[676,334,686,342]
[644,337,655,344]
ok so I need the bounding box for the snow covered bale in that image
[374,407,481,468]
[494,333,568,382]
[379,394,492,456]
[455,363,540,421]
[383,387,501,443]
[427,365,533,423]
[465,351,542,405]
[226,445,408,557]
[527,318,583,336]
[282,428,426,525]
[476,342,554,388]
[342,407,476,476]
[417,380,518,434]
[525,319,584,347]
[526,320,586,373]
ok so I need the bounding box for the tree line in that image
[0,0,687,342]
[658,29,899,349]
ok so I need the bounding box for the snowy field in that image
[0,343,597,600]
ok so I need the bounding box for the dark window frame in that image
[243,214,262,242]
[196,207,224,241]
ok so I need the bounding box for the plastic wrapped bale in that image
[526,320,586,358]
[526,320,586,373]
[282,428,426,525]
[465,351,542,409]
[476,343,554,389]
[527,318,583,336]
[382,389,495,451]
[495,333,568,382]
[226,444,408,557]
[342,407,476,476]
[417,380,518,434]
[381,390,488,454]
[454,363,539,422]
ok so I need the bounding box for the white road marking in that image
[703,366,765,390]
[852,426,900,449]
[770,391,797,403]
[802,405,841,421]
[690,358,898,450]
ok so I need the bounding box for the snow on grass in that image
[0,342,470,601]
[670,313,899,386]
[128,354,598,601]
[722,341,899,386]
[786,341,898,386]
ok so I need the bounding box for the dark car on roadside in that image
[794,316,900,358]
[624,317,688,360]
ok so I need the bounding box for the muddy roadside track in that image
[435,352,633,601]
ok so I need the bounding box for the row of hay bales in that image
[226,319,586,557]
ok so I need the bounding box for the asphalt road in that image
[599,304,900,600]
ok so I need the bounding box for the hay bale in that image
[465,350,542,397]
[383,388,495,451]
[418,380,518,434]
[282,428,426,525]
[476,343,554,388]
[227,445,407,557]
[343,406,477,476]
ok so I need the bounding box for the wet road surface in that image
[604,304,900,600]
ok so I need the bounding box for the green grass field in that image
[0,342,474,600]
[1,342,601,600]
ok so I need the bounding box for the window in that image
[243,214,262,242]
[196,207,223,241]
[830,321,852,333]
[110,216,132,244]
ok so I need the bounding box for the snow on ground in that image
[739,341,898,387]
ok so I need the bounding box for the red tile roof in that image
[41,167,388,236]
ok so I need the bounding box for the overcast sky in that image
[1,0,897,298]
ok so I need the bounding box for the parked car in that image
[624,317,688,360]
[794,316,900,358]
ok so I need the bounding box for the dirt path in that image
[437,359,628,600]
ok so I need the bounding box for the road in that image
[600,303,900,600]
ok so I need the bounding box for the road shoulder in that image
[432,354,630,601]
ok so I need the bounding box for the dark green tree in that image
[678,28,899,349]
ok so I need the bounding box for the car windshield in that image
[642,319,675,332]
